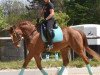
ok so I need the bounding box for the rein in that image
[24,28,37,39]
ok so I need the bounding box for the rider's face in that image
[44,0,49,3]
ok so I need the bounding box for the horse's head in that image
[8,26,23,48]
[8,21,37,48]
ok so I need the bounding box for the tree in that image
[0,0,42,29]
[63,0,100,25]
[1,0,28,26]
[0,6,8,30]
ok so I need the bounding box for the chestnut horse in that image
[8,21,100,75]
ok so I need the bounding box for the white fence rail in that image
[0,37,11,40]
[1,36,100,40]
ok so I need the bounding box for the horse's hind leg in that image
[75,50,93,75]
[34,54,48,75]
[58,47,69,75]
[19,53,33,75]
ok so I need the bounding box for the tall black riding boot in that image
[46,30,53,50]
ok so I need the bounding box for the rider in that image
[40,0,55,50]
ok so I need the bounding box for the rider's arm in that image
[45,8,54,20]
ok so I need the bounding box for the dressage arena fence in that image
[0,37,24,61]
[0,36,100,61]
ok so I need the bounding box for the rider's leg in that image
[46,19,54,49]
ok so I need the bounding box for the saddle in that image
[40,20,63,43]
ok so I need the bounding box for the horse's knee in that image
[79,52,89,64]
[63,58,69,66]
[83,56,89,64]
[61,49,69,66]
[34,55,42,70]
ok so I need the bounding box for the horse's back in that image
[62,26,81,36]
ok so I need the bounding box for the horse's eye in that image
[13,33,16,35]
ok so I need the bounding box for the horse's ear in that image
[8,27,14,34]
[13,25,16,28]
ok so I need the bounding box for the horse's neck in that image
[24,33,41,48]
[21,25,35,36]
[22,28,39,43]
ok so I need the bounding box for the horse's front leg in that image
[19,53,33,75]
[34,54,48,75]
[58,47,69,75]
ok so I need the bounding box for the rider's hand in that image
[44,18,47,21]
[43,18,47,23]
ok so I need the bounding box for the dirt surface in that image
[0,67,100,75]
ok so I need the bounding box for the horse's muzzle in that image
[16,44,21,48]
[14,44,20,48]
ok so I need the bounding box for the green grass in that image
[0,58,100,69]
[0,61,23,69]
[68,58,100,68]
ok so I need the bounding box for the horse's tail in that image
[77,30,100,61]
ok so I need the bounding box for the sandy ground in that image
[0,67,100,75]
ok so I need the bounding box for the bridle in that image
[12,30,22,44]
[12,27,37,44]
[24,28,37,38]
